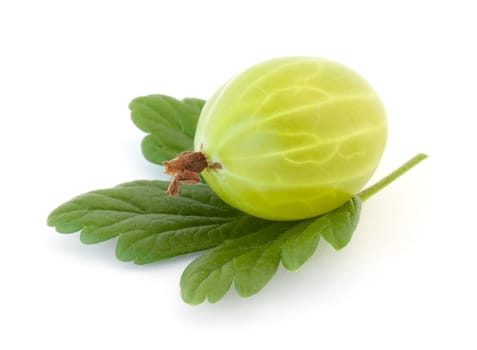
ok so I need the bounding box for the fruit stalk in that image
[358,153,428,202]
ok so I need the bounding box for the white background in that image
[1,0,476,349]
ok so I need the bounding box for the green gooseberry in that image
[194,57,387,221]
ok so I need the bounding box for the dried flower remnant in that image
[163,151,221,195]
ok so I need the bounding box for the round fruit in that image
[194,57,387,221]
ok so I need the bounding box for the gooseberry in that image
[171,57,387,220]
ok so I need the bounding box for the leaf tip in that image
[46,212,55,227]
[128,96,143,111]
[180,288,206,306]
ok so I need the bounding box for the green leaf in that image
[49,85,427,305]
[129,95,205,164]
[47,180,270,264]
[180,198,361,305]
[48,178,361,301]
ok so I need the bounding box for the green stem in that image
[358,153,428,202]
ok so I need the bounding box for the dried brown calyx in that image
[163,151,221,195]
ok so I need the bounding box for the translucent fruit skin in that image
[194,57,387,221]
